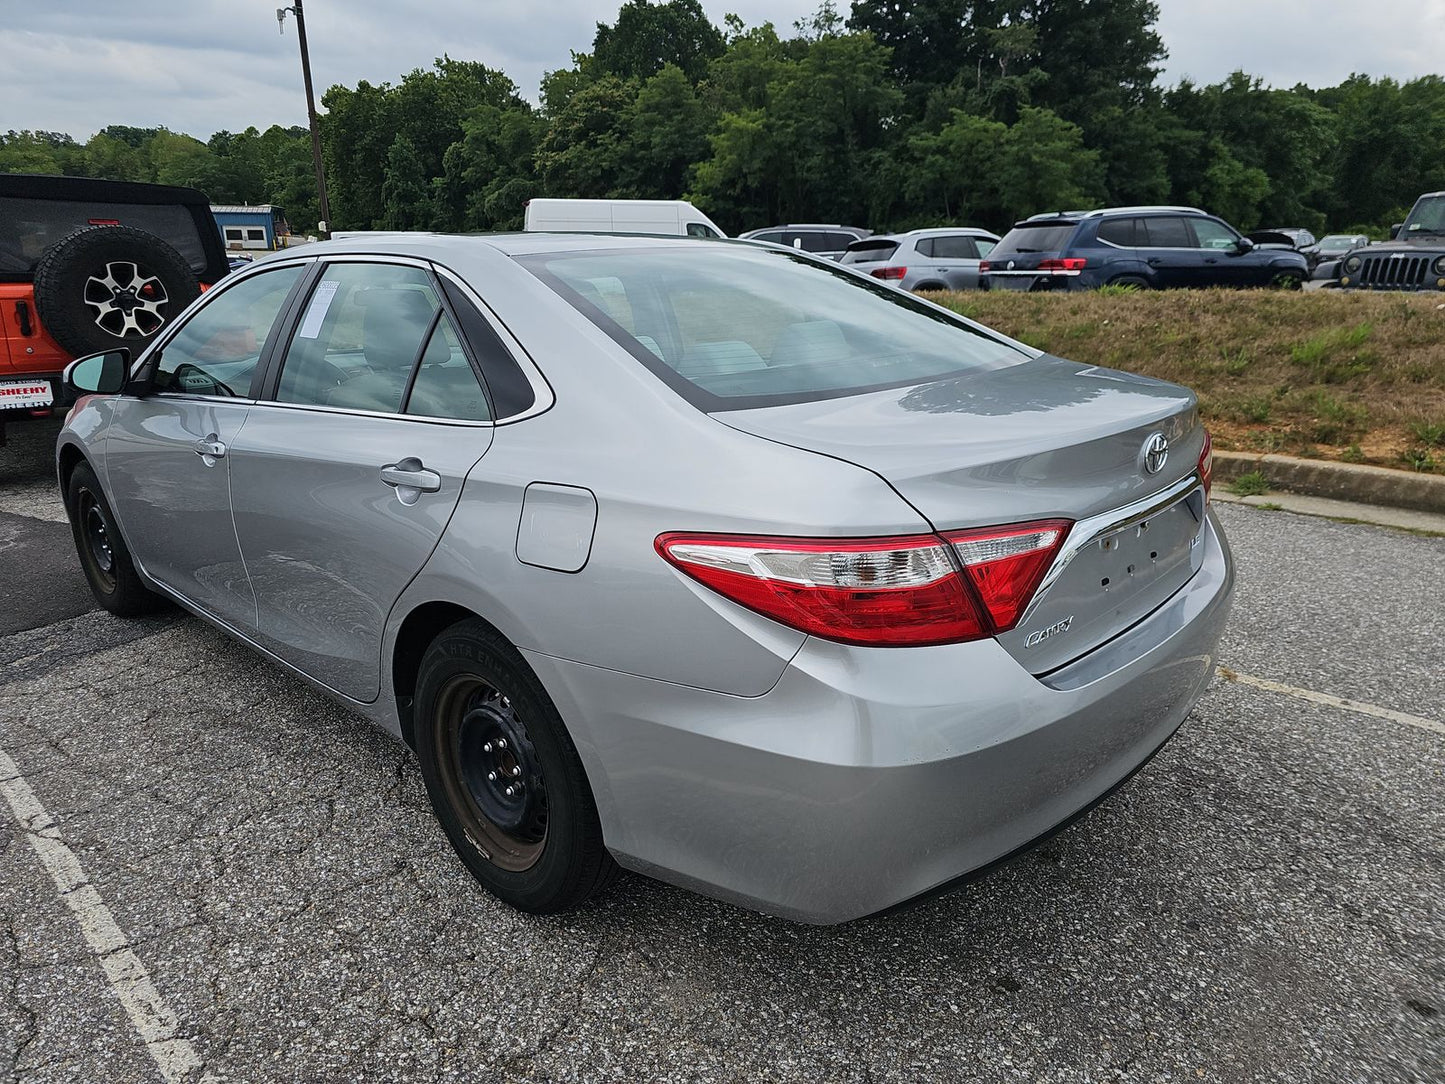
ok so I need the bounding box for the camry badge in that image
[1141,432,1169,475]
[1026,615,1073,648]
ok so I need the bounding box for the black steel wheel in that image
[66,461,167,616]
[413,618,617,913]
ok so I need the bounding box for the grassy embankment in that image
[928,289,1445,472]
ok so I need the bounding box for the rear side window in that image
[929,235,981,260]
[276,263,440,413]
[1096,218,1138,246]
[0,197,207,276]
[824,232,858,251]
[1139,217,1193,248]
[840,240,898,264]
[522,245,1029,411]
[989,224,1076,257]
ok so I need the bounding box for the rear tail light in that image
[869,266,907,281]
[979,260,991,272]
[1198,429,1213,503]
[1038,257,1087,271]
[656,521,1069,647]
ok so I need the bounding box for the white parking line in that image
[0,747,215,1084]
[1219,667,1445,737]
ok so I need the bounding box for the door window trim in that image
[131,256,319,404]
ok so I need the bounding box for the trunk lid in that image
[716,355,1208,672]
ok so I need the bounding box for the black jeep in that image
[1318,191,1445,290]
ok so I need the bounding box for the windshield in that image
[1318,235,1362,250]
[1404,195,1445,235]
[990,224,1077,256]
[521,244,1030,410]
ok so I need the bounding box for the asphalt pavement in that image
[0,416,1441,1083]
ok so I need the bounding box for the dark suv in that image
[1,174,229,443]
[980,206,1309,292]
[1324,191,1445,291]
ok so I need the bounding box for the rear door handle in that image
[192,436,227,459]
[1147,257,1163,267]
[380,458,441,493]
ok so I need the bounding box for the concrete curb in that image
[1214,450,1445,514]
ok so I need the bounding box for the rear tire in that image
[1107,275,1150,289]
[413,618,617,914]
[66,462,167,617]
[913,281,947,292]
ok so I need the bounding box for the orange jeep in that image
[0,174,230,444]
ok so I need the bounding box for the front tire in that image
[413,618,616,914]
[1269,270,1305,290]
[66,462,167,616]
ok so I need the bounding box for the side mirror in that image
[1390,223,1403,240]
[1234,237,1255,253]
[63,349,130,396]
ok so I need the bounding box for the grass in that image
[933,289,1445,470]
[1229,471,1271,497]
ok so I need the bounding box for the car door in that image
[1188,216,1252,286]
[225,259,497,702]
[103,262,308,628]
[1136,216,1199,287]
[928,234,984,289]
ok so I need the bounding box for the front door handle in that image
[192,436,227,459]
[380,458,441,493]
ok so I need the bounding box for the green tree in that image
[380,134,431,229]
[992,106,1104,221]
[592,0,725,82]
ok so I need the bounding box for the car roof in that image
[1021,206,1207,224]
[251,231,749,262]
[0,172,213,207]
[739,224,869,237]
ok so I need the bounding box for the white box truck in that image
[523,199,726,238]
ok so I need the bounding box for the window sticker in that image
[296,278,341,339]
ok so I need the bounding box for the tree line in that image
[4,0,1442,239]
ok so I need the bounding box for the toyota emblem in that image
[1141,432,1169,475]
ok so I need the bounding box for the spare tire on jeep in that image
[32,225,201,358]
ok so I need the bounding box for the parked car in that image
[980,207,1309,292]
[838,228,1001,290]
[1302,233,1372,272]
[1249,226,1316,250]
[737,224,871,260]
[1320,192,1445,290]
[523,198,725,238]
[57,233,1233,924]
[0,173,229,445]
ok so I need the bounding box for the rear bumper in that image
[527,511,1234,923]
[0,374,65,417]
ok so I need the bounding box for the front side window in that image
[686,222,720,238]
[522,245,1029,410]
[275,263,440,414]
[152,265,303,396]
[1191,218,1240,250]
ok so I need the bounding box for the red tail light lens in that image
[656,520,1071,647]
[1038,257,1087,271]
[979,260,991,272]
[1198,429,1213,503]
[945,521,1070,632]
[869,266,907,280]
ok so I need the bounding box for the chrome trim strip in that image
[239,398,494,428]
[983,269,1083,277]
[1020,470,1204,623]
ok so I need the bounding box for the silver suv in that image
[840,227,1001,291]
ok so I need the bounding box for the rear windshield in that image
[519,244,1029,411]
[839,240,899,264]
[0,197,208,276]
[990,224,1077,257]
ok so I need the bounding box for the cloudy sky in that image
[9,1,1444,140]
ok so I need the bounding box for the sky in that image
[8,1,1444,141]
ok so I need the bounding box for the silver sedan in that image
[56,233,1233,923]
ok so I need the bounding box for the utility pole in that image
[278,1,332,237]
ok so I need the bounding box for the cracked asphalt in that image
[1,416,1442,1083]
